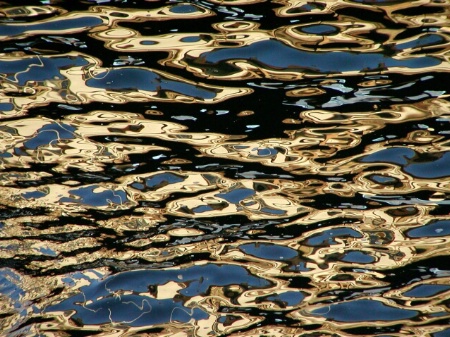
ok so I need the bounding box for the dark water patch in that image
[169,4,201,14]
[0,103,15,112]
[50,292,208,326]
[340,250,376,264]
[304,227,363,247]
[309,299,419,322]
[260,290,305,307]
[139,40,157,45]
[378,256,450,290]
[134,172,185,191]
[404,284,450,298]
[394,34,445,50]
[0,55,89,85]
[239,242,298,261]
[37,229,100,242]
[361,147,415,165]
[46,263,271,326]
[334,5,400,26]
[285,2,326,14]
[0,206,49,220]
[433,328,450,337]
[296,24,340,35]
[306,191,379,211]
[392,4,446,16]
[282,275,315,290]
[86,68,218,99]
[406,220,450,238]
[59,185,129,207]
[21,190,47,199]
[361,148,450,178]
[0,17,103,38]
[367,173,402,186]
[197,39,441,75]
[217,187,255,204]
[23,123,76,150]
[342,324,403,335]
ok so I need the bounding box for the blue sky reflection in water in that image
[308,299,419,322]
[1,0,450,336]
[47,264,268,326]
[199,39,442,73]
[361,147,450,178]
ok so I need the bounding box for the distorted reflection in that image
[1,0,450,336]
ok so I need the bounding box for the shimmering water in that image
[1,0,450,336]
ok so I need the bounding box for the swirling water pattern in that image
[1,0,450,336]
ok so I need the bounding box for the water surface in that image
[1,0,450,336]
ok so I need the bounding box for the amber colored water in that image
[1,1,450,336]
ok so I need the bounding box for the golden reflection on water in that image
[1,1,450,336]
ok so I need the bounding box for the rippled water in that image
[1,0,450,336]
